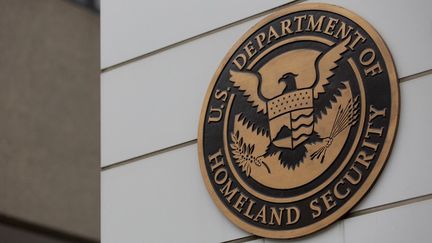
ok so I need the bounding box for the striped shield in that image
[267,88,314,149]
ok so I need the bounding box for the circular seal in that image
[198,3,399,239]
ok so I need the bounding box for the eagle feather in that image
[229,70,267,114]
[314,36,351,99]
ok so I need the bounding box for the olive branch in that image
[230,130,265,177]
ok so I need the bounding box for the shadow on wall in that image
[69,0,100,13]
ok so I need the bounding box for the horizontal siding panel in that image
[344,199,432,243]
[101,0,293,68]
[101,0,432,166]
[248,239,265,243]
[102,76,432,242]
[101,145,248,243]
[264,222,343,243]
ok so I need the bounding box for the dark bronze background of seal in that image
[198,3,399,239]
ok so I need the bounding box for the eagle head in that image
[258,49,321,100]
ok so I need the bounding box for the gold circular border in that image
[198,3,399,239]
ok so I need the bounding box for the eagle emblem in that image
[229,37,359,171]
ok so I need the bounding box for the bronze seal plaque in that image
[198,3,399,238]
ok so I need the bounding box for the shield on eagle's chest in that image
[267,88,314,149]
[257,49,320,150]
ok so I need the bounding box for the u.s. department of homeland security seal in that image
[198,3,399,239]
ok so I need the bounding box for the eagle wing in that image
[313,37,351,99]
[229,70,267,114]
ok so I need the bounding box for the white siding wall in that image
[101,0,432,242]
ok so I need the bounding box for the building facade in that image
[101,0,432,242]
[0,0,99,242]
